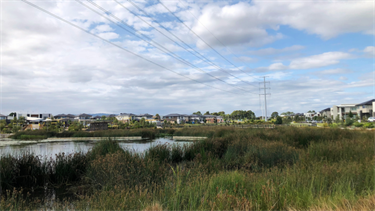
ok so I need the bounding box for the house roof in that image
[137,113,153,117]
[320,108,330,112]
[119,113,136,116]
[55,114,76,118]
[203,115,216,118]
[78,113,92,117]
[163,113,183,117]
[0,114,6,117]
[356,99,375,106]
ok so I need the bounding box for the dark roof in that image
[356,99,375,106]
[136,113,153,117]
[55,114,76,118]
[54,114,66,117]
[163,113,183,117]
[320,108,330,112]
[78,113,92,117]
[203,115,216,118]
[119,113,136,116]
[0,114,6,117]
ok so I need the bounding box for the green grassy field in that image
[1,126,374,210]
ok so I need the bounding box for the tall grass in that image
[1,127,373,210]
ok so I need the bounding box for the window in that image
[351,107,356,111]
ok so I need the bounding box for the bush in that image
[87,139,124,161]
[363,122,374,128]
[353,122,363,127]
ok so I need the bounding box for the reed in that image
[0,127,373,211]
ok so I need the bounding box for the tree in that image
[140,118,146,126]
[275,116,283,124]
[155,114,160,120]
[348,111,353,118]
[271,112,279,119]
[8,112,16,117]
[204,111,210,115]
[335,114,341,124]
[193,111,202,115]
[101,115,107,121]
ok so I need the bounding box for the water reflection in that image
[0,138,191,158]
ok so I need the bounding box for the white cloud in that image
[259,52,353,71]
[315,68,352,75]
[363,46,375,57]
[248,45,305,56]
[192,0,372,48]
[289,52,352,70]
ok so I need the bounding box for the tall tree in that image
[271,112,279,119]
[155,114,160,120]
[204,111,210,115]
[193,111,202,115]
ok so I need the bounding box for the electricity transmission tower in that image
[259,76,271,121]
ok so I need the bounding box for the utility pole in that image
[259,76,270,121]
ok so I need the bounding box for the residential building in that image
[216,116,224,123]
[116,113,135,122]
[75,113,93,126]
[0,114,6,120]
[54,114,76,119]
[319,108,331,119]
[304,112,320,119]
[204,115,217,123]
[331,104,357,120]
[135,113,154,120]
[189,114,204,123]
[356,99,375,119]
[163,113,185,124]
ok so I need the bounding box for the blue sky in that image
[1,0,374,116]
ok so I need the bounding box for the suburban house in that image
[75,113,93,126]
[91,116,102,121]
[0,114,7,120]
[331,104,357,120]
[135,113,154,120]
[203,115,217,123]
[189,114,204,123]
[355,99,374,119]
[303,112,320,119]
[116,113,136,122]
[163,113,185,124]
[216,116,224,123]
[54,114,76,119]
[319,108,331,118]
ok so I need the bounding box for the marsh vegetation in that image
[1,126,373,210]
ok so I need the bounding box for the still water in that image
[0,138,191,158]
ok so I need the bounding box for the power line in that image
[178,0,262,82]
[157,0,260,84]
[80,0,256,94]
[20,0,242,95]
[122,0,259,89]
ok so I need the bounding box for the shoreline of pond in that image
[0,136,207,147]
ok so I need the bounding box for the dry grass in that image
[142,202,163,211]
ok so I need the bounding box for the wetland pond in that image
[0,138,192,205]
[0,137,191,158]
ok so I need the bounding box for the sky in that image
[1,0,374,116]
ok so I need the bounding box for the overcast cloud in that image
[1,0,373,116]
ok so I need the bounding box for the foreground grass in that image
[1,127,374,210]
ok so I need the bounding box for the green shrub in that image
[87,139,124,161]
[353,122,363,127]
[363,122,374,128]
